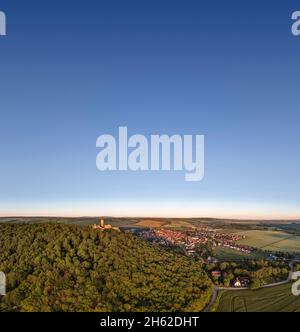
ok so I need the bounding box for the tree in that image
[250,278,261,290]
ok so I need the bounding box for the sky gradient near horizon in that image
[0,0,300,219]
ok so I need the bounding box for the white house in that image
[234,278,241,288]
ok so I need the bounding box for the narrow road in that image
[204,286,218,312]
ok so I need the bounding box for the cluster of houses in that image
[137,227,252,257]
[137,229,182,248]
[233,277,250,288]
[211,270,250,288]
[137,228,207,255]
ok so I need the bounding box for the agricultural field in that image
[216,283,300,312]
[215,247,266,260]
[163,220,195,228]
[135,219,168,228]
[236,230,300,253]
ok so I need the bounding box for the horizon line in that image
[1,215,300,222]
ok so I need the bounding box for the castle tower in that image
[100,218,105,227]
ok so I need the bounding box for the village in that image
[136,227,252,257]
[91,220,291,289]
[135,227,256,288]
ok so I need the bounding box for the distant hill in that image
[1,217,299,232]
[0,223,213,312]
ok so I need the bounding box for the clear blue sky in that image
[0,0,300,218]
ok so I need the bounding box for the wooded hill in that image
[0,223,213,312]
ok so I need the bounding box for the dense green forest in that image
[0,224,213,312]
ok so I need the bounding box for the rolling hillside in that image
[0,223,213,312]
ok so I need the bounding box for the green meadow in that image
[217,283,300,312]
[236,230,300,253]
